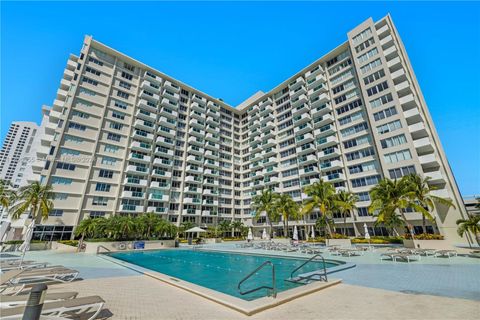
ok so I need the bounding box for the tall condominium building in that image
[31,15,468,243]
[0,121,40,188]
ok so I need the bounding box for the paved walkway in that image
[52,274,479,320]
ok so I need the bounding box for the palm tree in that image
[374,212,403,236]
[302,180,336,237]
[252,189,279,238]
[11,182,53,223]
[231,220,244,238]
[369,178,414,238]
[74,217,98,251]
[315,214,333,237]
[335,190,358,236]
[456,215,480,245]
[275,193,299,238]
[403,174,455,233]
[138,212,161,239]
[113,215,136,240]
[218,220,231,237]
[0,180,16,209]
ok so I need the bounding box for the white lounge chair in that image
[434,250,457,258]
[0,291,78,308]
[1,268,79,295]
[1,295,105,320]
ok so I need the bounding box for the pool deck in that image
[19,245,480,319]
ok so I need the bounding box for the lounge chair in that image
[411,248,436,256]
[1,295,105,320]
[1,267,79,295]
[381,252,418,262]
[1,260,49,271]
[434,250,457,258]
[0,291,79,308]
[337,249,362,257]
[469,250,480,258]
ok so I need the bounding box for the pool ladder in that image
[237,261,277,298]
[286,254,328,284]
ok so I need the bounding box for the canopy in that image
[311,225,315,239]
[247,227,253,240]
[363,223,371,240]
[293,225,299,241]
[262,228,268,240]
[185,227,206,233]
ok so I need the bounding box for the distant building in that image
[463,196,480,216]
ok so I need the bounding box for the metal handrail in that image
[96,245,111,254]
[238,261,277,298]
[290,254,328,282]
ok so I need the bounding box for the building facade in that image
[30,15,469,243]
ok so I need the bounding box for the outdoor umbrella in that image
[185,227,206,239]
[247,227,253,241]
[293,225,298,241]
[19,221,35,265]
[364,223,371,249]
[311,225,315,239]
[262,228,267,240]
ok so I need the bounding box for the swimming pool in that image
[109,249,346,300]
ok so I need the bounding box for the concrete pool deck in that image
[17,245,480,319]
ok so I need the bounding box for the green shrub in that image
[5,240,46,245]
[404,233,444,240]
[306,237,326,243]
[58,240,79,247]
[222,237,244,241]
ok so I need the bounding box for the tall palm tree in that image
[369,178,413,238]
[112,215,136,240]
[302,180,336,237]
[315,214,333,237]
[11,182,54,223]
[456,215,480,245]
[252,189,279,238]
[74,217,98,251]
[218,219,231,237]
[403,174,455,233]
[138,212,161,238]
[275,193,299,238]
[374,212,403,236]
[335,190,358,236]
[0,179,16,209]
[231,220,244,237]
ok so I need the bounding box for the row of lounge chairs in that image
[238,241,323,254]
[380,248,458,262]
[1,256,105,319]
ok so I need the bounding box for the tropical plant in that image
[302,180,336,237]
[335,190,358,236]
[11,182,54,223]
[315,215,334,237]
[0,179,16,209]
[231,220,244,237]
[252,189,279,238]
[456,215,480,245]
[403,174,455,233]
[179,221,195,238]
[218,219,232,237]
[374,212,403,236]
[137,212,161,239]
[369,178,414,238]
[74,217,99,251]
[274,193,299,238]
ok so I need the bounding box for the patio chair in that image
[1,260,49,272]
[0,291,79,308]
[1,295,105,320]
[411,248,436,256]
[434,250,457,258]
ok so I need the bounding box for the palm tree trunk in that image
[422,215,426,234]
[401,212,415,240]
[286,219,289,239]
[343,211,347,236]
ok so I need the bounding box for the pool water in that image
[109,249,341,300]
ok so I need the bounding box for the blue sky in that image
[1,1,479,195]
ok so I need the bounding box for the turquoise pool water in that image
[109,249,341,300]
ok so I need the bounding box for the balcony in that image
[160,98,178,110]
[314,125,335,138]
[121,205,143,213]
[413,137,435,154]
[399,94,418,110]
[128,153,151,163]
[425,171,445,184]
[184,197,202,205]
[313,113,334,128]
[293,113,311,124]
[310,93,329,109]
[299,167,319,176]
[305,64,323,80]
[136,109,156,122]
[121,191,145,199]
[182,209,201,215]
[187,145,204,155]
[159,107,178,118]
[159,116,176,129]
[324,172,345,182]
[207,101,220,110]
[132,131,154,141]
[150,181,170,190]
[262,157,276,167]
[203,178,219,186]
[259,97,273,108]
[188,136,204,147]
[141,80,160,93]
[205,133,219,142]
[134,119,155,132]
[147,207,168,214]
[152,169,172,178]
[157,126,175,138]
[204,160,220,168]
[126,165,148,175]
[193,94,207,105]
[153,158,171,167]
[391,68,406,82]
[296,143,316,155]
[320,159,343,170]
[394,80,411,96]
[189,118,204,128]
[187,155,203,165]
[145,71,161,83]
[148,193,170,202]
[202,189,218,196]
[318,148,340,159]
[140,90,160,102]
[124,177,148,187]
[164,80,181,93]
[380,34,394,46]
[298,154,317,165]
[203,199,219,206]
[307,83,328,97]
[306,74,326,89]
[186,165,202,174]
[289,76,305,90]
[408,122,428,139]
[290,85,307,100]
[155,147,174,158]
[383,45,398,59]
[376,24,390,37]
[156,136,174,147]
[205,141,219,150]
[185,175,202,183]
[311,103,332,117]
[294,123,313,135]
[387,56,401,69]
[291,94,308,108]
[404,108,422,125]
[262,138,276,148]
[418,154,439,168]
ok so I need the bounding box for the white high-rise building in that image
[30,15,469,243]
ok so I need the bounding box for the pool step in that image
[285,271,328,284]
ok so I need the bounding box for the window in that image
[376,120,402,134]
[88,56,103,66]
[119,81,131,90]
[352,27,372,44]
[117,90,129,99]
[54,193,69,200]
[338,111,363,126]
[356,192,370,202]
[370,93,393,109]
[49,209,63,217]
[107,133,121,142]
[82,77,98,86]
[121,71,133,81]
[95,183,111,192]
[351,175,381,188]
[99,169,114,178]
[85,66,101,76]
[101,156,117,166]
[367,81,389,97]
[343,135,370,149]
[114,100,128,110]
[355,37,375,53]
[363,69,386,85]
[56,162,76,171]
[341,122,368,137]
[357,48,379,64]
[92,196,108,206]
[330,69,354,85]
[109,122,123,130]
[389,165,416,179]
[373,106,397,121]
[112,111,125,120]
[360,58,382,74]
[104,144,119,153]
[357,207,369,216]
[59,148,80,156]
[336,99,362,115]
[65,135,84,144]
[90,211,106,218]
[348,161,376,174]
[380,134,407,149]
[346,147,375,161]
[51,177,73,185]
[384,149,412,164]
[68,122,86,131]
